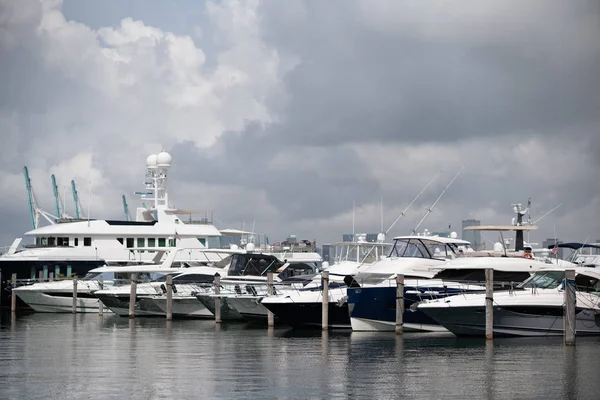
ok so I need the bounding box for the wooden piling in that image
[98,275,104,317]
[395,274,404,335]
[322,271,329,331]
[564,269,576,346]
[72,278,78,314]
[38,270,44,282]
[485,268,493,340]
[129,273,137,319]
[214,274,221,323]
[166,275,173,321]
[49,272,54,282]
[11,273,17,312]
[267,272,274,327]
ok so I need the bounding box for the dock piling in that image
[214,274,221,323]
[395,274,404,335]
[72,278,78,314]
[11,273,17,312]
[49,272,54,282]
[564,269,576,346]
[267,272,274,327]
[98,276,104,316]
[38,270,43,283]
[485,268,493,340]
[129,273,137,319]
[322,271,329,331]
[166,275,173,321]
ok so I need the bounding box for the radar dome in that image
[246,242,255,252]
[321,261,330,270]
[146,154,158,169]
[156,151,172,168]
[493,242,504,252]
[377,233,386,242]
[450,231,458,239]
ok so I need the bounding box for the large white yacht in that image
[0,152,223,308]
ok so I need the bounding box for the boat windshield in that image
[334,243,391,264]
[227,254,283,276]
[519,271,564,289]
[389,238,457,260]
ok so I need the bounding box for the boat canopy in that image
[548,243,600,251]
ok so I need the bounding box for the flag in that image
[552,246,558,256]
[175,231,181,240]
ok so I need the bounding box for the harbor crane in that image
[23,166,58,229]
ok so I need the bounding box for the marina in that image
[2,312,600,400]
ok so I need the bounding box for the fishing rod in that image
[383,171,441,235]
[411,165,465,235]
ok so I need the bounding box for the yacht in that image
[95,265,223,317]
[347,230,579,332]
[259,238,392,329]
[417,267,600,337]
[0,151,224,308]
[13,264,179,313]
[195,246,322,321]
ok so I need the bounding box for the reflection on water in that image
[1,312,599,400]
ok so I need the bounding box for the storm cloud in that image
[0,0,598,248]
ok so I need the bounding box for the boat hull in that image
[151,296,213,318]
[261,301,351,329]
[95,294,165,317]
[14,290,106,313]
[195,294,244,321]
[420,305,600,337]
[347,284,483,332]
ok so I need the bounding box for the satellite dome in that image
[493,242,504,252]
[246,242,255,252]
[156,151,172,168]
[146,154,158,169]
[450,231,458,239]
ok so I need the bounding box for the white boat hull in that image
[151,296,213,318]
[350,317,447,332]
[14,290,107,313]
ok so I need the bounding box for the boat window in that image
[48,237,56,246]
[173,274,214,283]
[278,263,317,279]
[575,275,600,294]
[168,238,176,247]
[126,238,134,248]
[148,238,156,247]
[117,238,124,245]
[519,271,564,289]
[57,237,69,246]
[197,238,206,247]
[83,237,92,247]
[420,240,450,259]
[158,238,166,247]
[137,238,145,248]
[227,254,282,276]
[41,237,47,246]
[74,238,79,246]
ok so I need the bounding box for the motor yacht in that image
[0,152,225,308]
[259,239,392,328]
[13,264,179,313]
[417,267,600,337]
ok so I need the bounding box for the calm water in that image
[1,312,599,400]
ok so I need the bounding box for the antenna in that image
[411,166,465,235]
[533,203,562,224]
[352,200,355,241]
[384,171,441,235]
[380,194,384,233]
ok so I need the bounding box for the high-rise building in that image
[321,244,332,263]
[462,219,481,249]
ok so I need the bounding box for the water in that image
[1,312,599,400]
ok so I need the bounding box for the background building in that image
[462,219,481,249]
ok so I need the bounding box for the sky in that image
[0,0,598,249]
